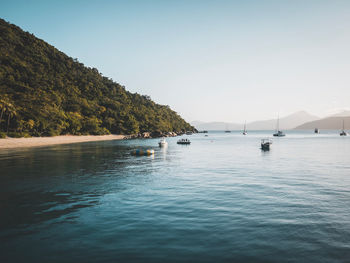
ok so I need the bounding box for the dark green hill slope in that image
[0,18,194,137]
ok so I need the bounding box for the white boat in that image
[340,120,348,136]
[158,137,168,147]
[177,138,191,145]
[273,114,285,137]
[243,121,247,135]
[261,138,272,151]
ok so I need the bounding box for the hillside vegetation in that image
[0,18,194,137]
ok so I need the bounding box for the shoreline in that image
[0,134,126,150]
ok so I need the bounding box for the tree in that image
[5,102,16,134]
[0,18,195,138]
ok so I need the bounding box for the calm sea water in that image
[1,131,350,263]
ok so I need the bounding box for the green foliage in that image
[0,18,195,137]
[0,131,6,138]
[7,131,31,138]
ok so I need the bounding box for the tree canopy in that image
[0,18,194,137]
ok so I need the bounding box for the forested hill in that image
[0,18,194,137]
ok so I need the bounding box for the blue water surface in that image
[0,131,350,262]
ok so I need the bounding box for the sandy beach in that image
[0,135,126,150]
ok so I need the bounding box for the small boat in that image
[177,138,191,145]
[131,149,155,156]
[340,120,348,136]
[273,130,285,137]
[273,114,285,137]
[225,124,231,133]
[340,131,348,136]
[261,139,272,151]
[243,121,247,135]
[186,131,193,135]
[158,137,168,147]
[314,128,320,134]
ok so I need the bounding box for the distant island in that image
[192,111,319,131]
[295,116,350,130]
[193,110,350,131]
[0,18,195,139]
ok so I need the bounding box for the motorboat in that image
[177,138,191,145]
[340,131,348,136]
[261,139,272,151]
[186,131,193,135]
[158,137,168,147]
[314,128,320,134]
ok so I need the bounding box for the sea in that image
[0,131,350,263]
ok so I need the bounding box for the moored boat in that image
[131,149,155,156]
[243,121,247,135]
[273,114,285,137]
[273,130,285,137]
[314,128,320,134]
[261,139,272,151]
[340,120,348,136]
[158,137,168,147]
[340,131,348,136]
[177,138,191,145]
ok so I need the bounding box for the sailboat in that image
[225,124,231,133]
[273,114,285,137]
[340,119,348,136]
[243,121,247,135]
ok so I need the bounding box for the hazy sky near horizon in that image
[1,0,350,123]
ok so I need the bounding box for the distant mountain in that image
[247,111,319,130]
[191,121,205,127]
[191,121,241,131]
[295,116,350,130]
[329,110,350,117]
[192,111,319,131]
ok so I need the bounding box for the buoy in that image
[131,149,155,156]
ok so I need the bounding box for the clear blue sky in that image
[1,0,350,123]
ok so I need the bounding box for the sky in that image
[1,0,350,123]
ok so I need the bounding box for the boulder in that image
[142,132,151,138]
